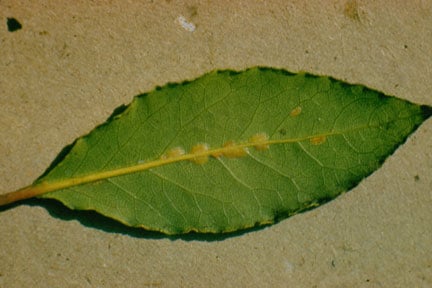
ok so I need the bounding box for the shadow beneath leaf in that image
[1,198,269,241]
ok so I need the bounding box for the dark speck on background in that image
[7,17,22,32]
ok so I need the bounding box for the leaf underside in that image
[31,67,430,234]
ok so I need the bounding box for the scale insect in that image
[310,135,326,145]
[290,106,302,117]
[190,143,210,164]
[188,132,271,165]
[161,147,186,160]
[249,133,270,151]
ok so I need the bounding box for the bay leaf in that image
[1,68,431,234]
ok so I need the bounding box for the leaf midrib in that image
[0,122,388,206]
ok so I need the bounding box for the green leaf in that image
[1,68,431,234]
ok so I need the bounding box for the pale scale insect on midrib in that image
[160,147,186,160]
[190,143,210,164]
[221,140,248,158]
[249,132,270,151]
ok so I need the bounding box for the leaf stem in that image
[0,185,46,206]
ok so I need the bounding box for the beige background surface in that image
[1,1,431,287]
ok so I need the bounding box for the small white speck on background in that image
[177,15,196,32]
[284,259,295,273]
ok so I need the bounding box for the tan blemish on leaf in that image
[290,106,302,117]
[249,133,270,151]
[190,143,209,164]
[310,136,326,145]
[222,141,248,158]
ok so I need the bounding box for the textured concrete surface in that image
[1,1,431,287]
